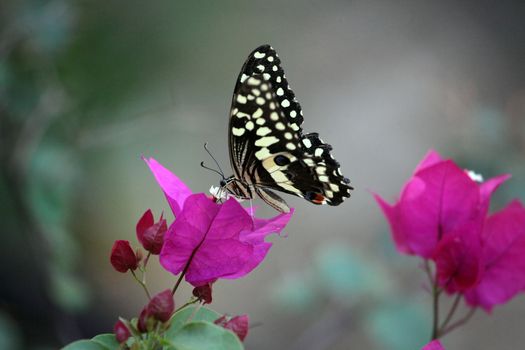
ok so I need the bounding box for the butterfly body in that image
[223,45,353,213]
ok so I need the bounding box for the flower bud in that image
[215,314,249,341]
[147,289,174,322]
[114,319,131,343]
[192,283,213,304]
[110,240,139,273]
[136,209,167,255]
[137,289,175,332]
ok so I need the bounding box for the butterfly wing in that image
[228,45,353,210]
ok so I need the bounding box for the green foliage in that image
[62,339,110,350]
[165,305,220,338]
[62,306,243,350]
[165,321,243,350]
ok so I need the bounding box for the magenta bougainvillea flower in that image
[110,240,140,273]
[136,209,167,255]
[215,314,250,341]
[375,150,525,312]
[421,340,445,350]
[464,200,525,311]
[144,157,294,287]
[374,150,509,259]
[374,150,510,291]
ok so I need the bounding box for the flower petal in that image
[433,223,483,293]
[143,157,193,216]
[414,149,444,174]
[465,200,525,311]
[160,195,285,286]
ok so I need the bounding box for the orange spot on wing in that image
[312,193,325,204]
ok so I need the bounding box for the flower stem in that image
[427,260,441,340]
[143,252,151,269]
[439,308,476,337]
[431,283,441,340]
[175,298,200,313]
[439,294,461,333]
[131,270,152,300]
[171,270,186,296]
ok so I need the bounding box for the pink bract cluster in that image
[422,340,445,350]
[375,150,525,312]
[143,157,294,287]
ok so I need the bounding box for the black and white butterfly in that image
[220,44,353,213]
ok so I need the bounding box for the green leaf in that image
[168,321,243,350]
[91,334,120,349]
[61,340,108,350]
[165,305,220,338]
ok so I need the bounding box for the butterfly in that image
[220,44,353,213]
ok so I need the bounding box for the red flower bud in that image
[192,283,213,304]
[136,210,167,255]
[137,307,150,333]
[110,240,139,273]
[147,289,174,322]
[214,314,249,341]
[138,289,175,332]
[114,319,131,343]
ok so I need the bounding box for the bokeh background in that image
[1,0,525,349]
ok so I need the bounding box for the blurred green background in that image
[1,0,524,349]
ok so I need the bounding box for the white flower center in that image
[466,169,484,183]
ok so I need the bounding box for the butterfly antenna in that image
[200,161,224,178]
[203,143,225,178]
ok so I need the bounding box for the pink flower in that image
[144,157,293,287]
[110,240,139,273]
[421,340,445,350]
[215,314,249,341]
[464,200,525,311]
[374,150,509,259]
[136,209,167,255]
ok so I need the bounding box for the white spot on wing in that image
[302,139,312,148]
[245,121,254,130]
[232,127,245,136]
[236,95,247,104]
[256,127,272,136]
[275,122,285,130]
[281,99,290,107]
[253,108,263,118]
[255,136,279,147]
[255,147,271,160]
[254,51,265,59]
